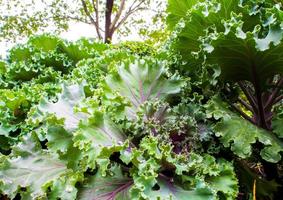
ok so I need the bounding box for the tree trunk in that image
[105,0,114,43]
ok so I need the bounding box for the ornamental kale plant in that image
[0,54,238,199]
[167,0,283,198]
[0,0,282,199]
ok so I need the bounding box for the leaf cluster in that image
[0,34,239,199]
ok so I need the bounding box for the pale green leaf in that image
[77,165,132,200]
[141,178,214,200]
[74,112,128,170]
[0,134,70,199]
[29,83,87,131]
[105,58,185,119]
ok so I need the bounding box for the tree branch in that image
[110,0,126,32]
[92,0,102,39]
[80,0,95,24]
[273,95,283,105]
[48,15,92,25]
[113,0,146,32]
[105,0,114,43]
[114,8,145,32]
[80,0,102,40]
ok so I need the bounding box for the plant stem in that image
[237,97,254,112]
[238,81,258,111]
[265,112,273,123]
[250,63,268,129]
[273,95,283,105]
[265,76,283,110]
[231,103,254,124]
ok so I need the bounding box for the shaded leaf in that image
[209,96,283,162]
[168,0,283,88]
[272,108,283,138]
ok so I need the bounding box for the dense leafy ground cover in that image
[0,0,283,199]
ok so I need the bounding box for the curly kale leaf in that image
[207,96,283,162]
[29,83,128,171]
[0,134,79,200]
[78,165,133,200]
[28,83,87,131]
[168,0,283,87]
[105,58,185,119]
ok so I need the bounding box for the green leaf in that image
[48,172,82,200]
[167,0,199,29]
[206,160,239,200]
[31,50,72,73]
[210,96,283,162]
[0,61,6,74]
[46,125,73,153]
[105,58,185,119]
[59,39,108,63]
[0,134,72,199]
[0,89,30,138]
[209,27,283,85]
[272,108,283,138]
[78,165,215,200]
[46,124,83,171]
[27,83,94,170]
[168,0,283,87]
[68,58,106,94]
[28,34,63,52]
[144,178,214,200]
[8,44,35,62]
[29,83,87,131]
[124,137,238,199]
[0,125,12,138]
[8,62,42,82]
[167,0,239,61]
[74,112,128,170]
[77,165,132,200]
